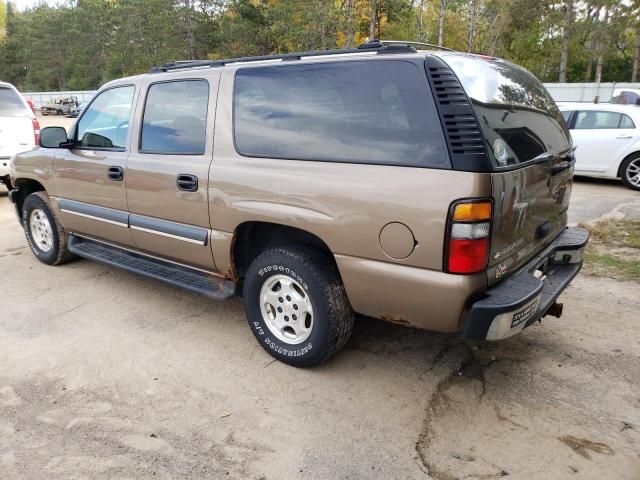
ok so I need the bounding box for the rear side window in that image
[233,61,448,168]
[620,114,635,129]
[77,86,135,149]
[0,87,29,117]
[574,111,635,130]
[141,80,209,155]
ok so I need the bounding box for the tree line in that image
[0,0,638,92]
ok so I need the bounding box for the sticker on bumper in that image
[511,301,539,328]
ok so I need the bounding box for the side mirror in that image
[40,127,71,148]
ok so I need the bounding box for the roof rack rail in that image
[148,40,418,73]
[379,40,454,52]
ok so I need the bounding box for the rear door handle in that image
[616,134,633,139]
[108,166,124,181]
[177,174,198,192]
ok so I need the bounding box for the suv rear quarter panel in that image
[211,63,491,331]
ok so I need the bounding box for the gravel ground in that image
[0,176,638,479]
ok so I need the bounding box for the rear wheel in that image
[243,246,354,367]
[621,155,640,191]
[22,192,75,266]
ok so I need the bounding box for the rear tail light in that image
[446,200,492,274]
[32,117,40,145]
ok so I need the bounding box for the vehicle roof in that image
[105,41,472,88]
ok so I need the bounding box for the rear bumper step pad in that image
[463,226,589,340]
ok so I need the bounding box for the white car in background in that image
[0,81,40,190]
[558,103,640,191]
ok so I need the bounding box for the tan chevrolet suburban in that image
[9,40,589,367]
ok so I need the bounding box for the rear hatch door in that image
[440,54,574,284]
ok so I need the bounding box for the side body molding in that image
[57,198,209,246]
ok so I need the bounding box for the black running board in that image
[68,235,235,300]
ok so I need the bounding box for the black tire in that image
[22,192,75,266]
[244,246,354,367]
[620,155,640,191]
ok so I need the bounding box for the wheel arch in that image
[617,150,640,178]
[231,221,340,281]
[13,178,47,217]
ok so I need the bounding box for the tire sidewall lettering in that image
[258,264,308,291]
[264,337,313,357]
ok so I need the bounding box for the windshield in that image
[439,53,572,168]
[0,87,30,117]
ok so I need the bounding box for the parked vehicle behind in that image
[9,41,588,366]
[0,81,40,190]
[41,96,78,116]
[610,88,640,105]
[65,102,83,118]
[559,103,640,190]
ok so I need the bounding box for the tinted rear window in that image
[440,54,572,167]
[0,87,29,116]
[233,60,448,168]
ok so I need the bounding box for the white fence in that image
[22,91,96,109]
[542,82,640,103]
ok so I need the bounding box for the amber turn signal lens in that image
[452,202,492,222]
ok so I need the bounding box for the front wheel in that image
[243,246,354,367]
[22,192,75,266]
[621,155,640,191]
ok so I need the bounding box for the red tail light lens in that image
[32,117,40,145]
[448,238,490,273]
[446,200,492,274]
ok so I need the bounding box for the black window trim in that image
[138,78,210,156]
[73,84,136,153]
[230,58,452,170]
[572,110,637,130]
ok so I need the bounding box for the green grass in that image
[580,220,640,249]
[579,220,640,282]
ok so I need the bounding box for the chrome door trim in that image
[130,225,206,245]
[60,209,129,227]
[57,197,209,246]
[58,198,129,228]
[129,214,208,246]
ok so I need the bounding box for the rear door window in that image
[233,61,448,168]
[0,87,30,117]
[140,80,209,155]
[573,111,633,129]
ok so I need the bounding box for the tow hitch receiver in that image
[545,302,564,319]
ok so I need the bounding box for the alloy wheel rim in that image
[29,209,53,253]
[626,158,640,187]
[259,274,314,345]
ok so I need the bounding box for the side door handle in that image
[177,174,198,192]
[616,134,633,139]
[108,166,124,181]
